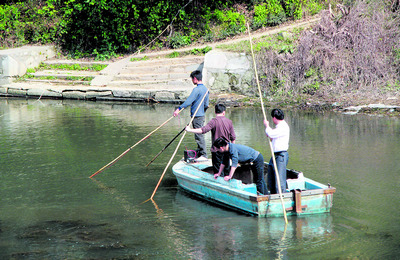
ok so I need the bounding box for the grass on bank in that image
[216,27,305,54]
[37,63,108,71]
[130,46,214,62]
[16,73,94,84]
[128,26,303,63]
[15,62,103,83]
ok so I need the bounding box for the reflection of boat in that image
[172,159,336,217]
[257,214,334,240]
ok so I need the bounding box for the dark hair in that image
[215,103,226,114]
[190,70,202,81]
[271,108,284,120]
[213,136,229,149]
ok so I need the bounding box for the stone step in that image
[128,56,204,68]
[43,59,111,67]
[115,72,189,81]
[107,80,193,90]
[108,78,191,85]
[29,70,100,78]
[21,78,91,86]
[120,63,202,75]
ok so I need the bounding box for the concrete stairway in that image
[101,55,204,102]
[5,53,204,102]
[25,59,109,86]
[111,56,204,90]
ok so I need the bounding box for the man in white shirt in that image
[264,109,290,194]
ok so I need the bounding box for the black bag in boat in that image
[184,150,196,163]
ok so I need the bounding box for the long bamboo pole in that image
[247,23,288,224]
[149,89,209,200]
[89,108,184,178]
[146,125,187,167]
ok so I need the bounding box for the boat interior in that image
[201,162,303,186]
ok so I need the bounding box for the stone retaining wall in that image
[0,45,56,85]
[0,83,190,103]
[203,50,255,96]
[0,47,255,103]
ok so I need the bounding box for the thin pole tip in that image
[140,198,151,205]
[89,172,98,178]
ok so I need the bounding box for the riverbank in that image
[210,92,400,117]
[1,14,399,117]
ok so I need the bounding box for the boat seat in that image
[286,172,305,191]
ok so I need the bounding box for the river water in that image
[0,98,398,259]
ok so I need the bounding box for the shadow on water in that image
[14,220,127,258]
[5,177,150,259]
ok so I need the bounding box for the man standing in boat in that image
[185,103,236,175]
[264,108,290,194]
[213,137,269,195]
[173,70,209,161]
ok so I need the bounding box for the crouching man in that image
[213,137,269,195]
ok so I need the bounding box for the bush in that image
[256,0,400,99]
[213,9,247,40]
[0,0,327,59]
[252,1,286,29]
[0,1,59,48]
[283,0,303,20]
[57,0,136,59]
[302,0,324,16]
[168,32,192,49]
[0,4,25,47]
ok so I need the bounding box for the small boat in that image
[172,159,336,217]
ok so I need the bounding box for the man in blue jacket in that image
[213,137,269,195]
[173,70,209,160]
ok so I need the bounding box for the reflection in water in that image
[173,190,334,259]
[0,99,399,259]
[172,190,244,259]
[150,198,196,259]
[257,214,334,259]
[257,214,333,241]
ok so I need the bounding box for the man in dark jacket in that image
[186,103,236,171]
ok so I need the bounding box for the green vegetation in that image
[254,0,400,102]
[0,0,326,59]
[253,0,286,28]
[165,46,213,58]
[65,76,93,81]
[130,56,150,62]
[211,9,247,40]
[283,0,303,19]
[37,63,108,71]
[168,32,192,49]
[0,1,59,48]
[217,29,302,54]
[16,74,93,84]
[2,0,399,104]
[15,61,99,83]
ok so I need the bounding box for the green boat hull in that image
[172,159,336,217]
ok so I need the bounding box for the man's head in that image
[190,70,202,84]
[271,108,284,120]
[213,137,229,152]
[215,103,226,114]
